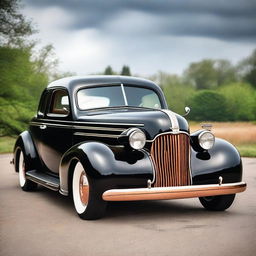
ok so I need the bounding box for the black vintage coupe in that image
[13,76,246,219]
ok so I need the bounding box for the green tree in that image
[184,60,217,89]
[188,91,229,121]
[218,83,256,121]
[0,0,35,47]
[237,49,256,88]
[121,65,131,76]
[214,60,237,86]
[0,44,63,135]
[184,59,237,89]
[0,1,73,136]
[104,65,114,75]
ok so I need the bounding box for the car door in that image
[30,89,50,161]
[39,88,73,174]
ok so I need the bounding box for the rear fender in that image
[13,131,39,172]
[59,142,153,196]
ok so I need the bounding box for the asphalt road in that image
[0,154,255,256]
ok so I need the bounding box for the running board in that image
[26,170,60,191]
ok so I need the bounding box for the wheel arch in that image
[191,137,243,184]
[59,141,153,196]
[13,131,39,172]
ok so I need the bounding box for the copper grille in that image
[150,133,191,187]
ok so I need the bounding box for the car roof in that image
[47,75,160,91]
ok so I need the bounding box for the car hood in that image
[77,108,189,139]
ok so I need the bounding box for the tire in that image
[72,162,107,220]
[199,194,236,211]
[16,148,37,191]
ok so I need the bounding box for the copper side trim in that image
[102,182,246,201]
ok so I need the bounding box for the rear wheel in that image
[72,162,106,220]
[199,194,236,211]
[17,149,37,191]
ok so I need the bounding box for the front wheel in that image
[72,162,107,220]
[199,194,236,211]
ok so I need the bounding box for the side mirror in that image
[183,106,190,117]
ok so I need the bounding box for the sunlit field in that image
[190,122,256,157]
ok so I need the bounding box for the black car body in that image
[13,76,246,219]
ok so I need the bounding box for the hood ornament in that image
[183,106,190,117]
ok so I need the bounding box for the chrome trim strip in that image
[102,181,247,201]
[73,125,125,132]
[74,132,120,138]
[30,122,73,129]
[141,149,156,186]
[121,83,128,106]
[34,119,144,127]
[161,109,179,132]
[146,131,189,143]
[31,122,130,132]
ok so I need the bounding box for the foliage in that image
[121,65,131,76]
[237,49,256,88]
[0,46,47,101]
[214,60,237,86]
[184,59,237,89]
[0,98,34,136]
[218,83,256,121]
[0,44,61,136]
[104,65,114,75]
[188,90,229,121]
[0,0,35,47]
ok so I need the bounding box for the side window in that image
[38,90,49,117]
[48,89,70,116]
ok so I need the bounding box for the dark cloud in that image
[24,0,256,41]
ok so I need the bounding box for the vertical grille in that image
[150,133,191,187]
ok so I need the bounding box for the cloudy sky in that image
[22,0,256,76]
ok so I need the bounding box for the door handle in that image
[40,125,47,130]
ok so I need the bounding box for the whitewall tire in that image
[72,162,89,214]
[16,148,37,191]
[72,161,107,220]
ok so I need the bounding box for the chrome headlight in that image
[128,128,146,150]
[198,131,215,150]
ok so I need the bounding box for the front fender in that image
[191,138,242,185]
[13,131,39,172]
[59,142,153,196]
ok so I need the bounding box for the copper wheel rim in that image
[79,171,89,205]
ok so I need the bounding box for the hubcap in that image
[79,171,89,205]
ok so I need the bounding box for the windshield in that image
[77,85,162,110]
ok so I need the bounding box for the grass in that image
[0,136,16,154]
[236,144,256,158]
[1,122,256,157]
